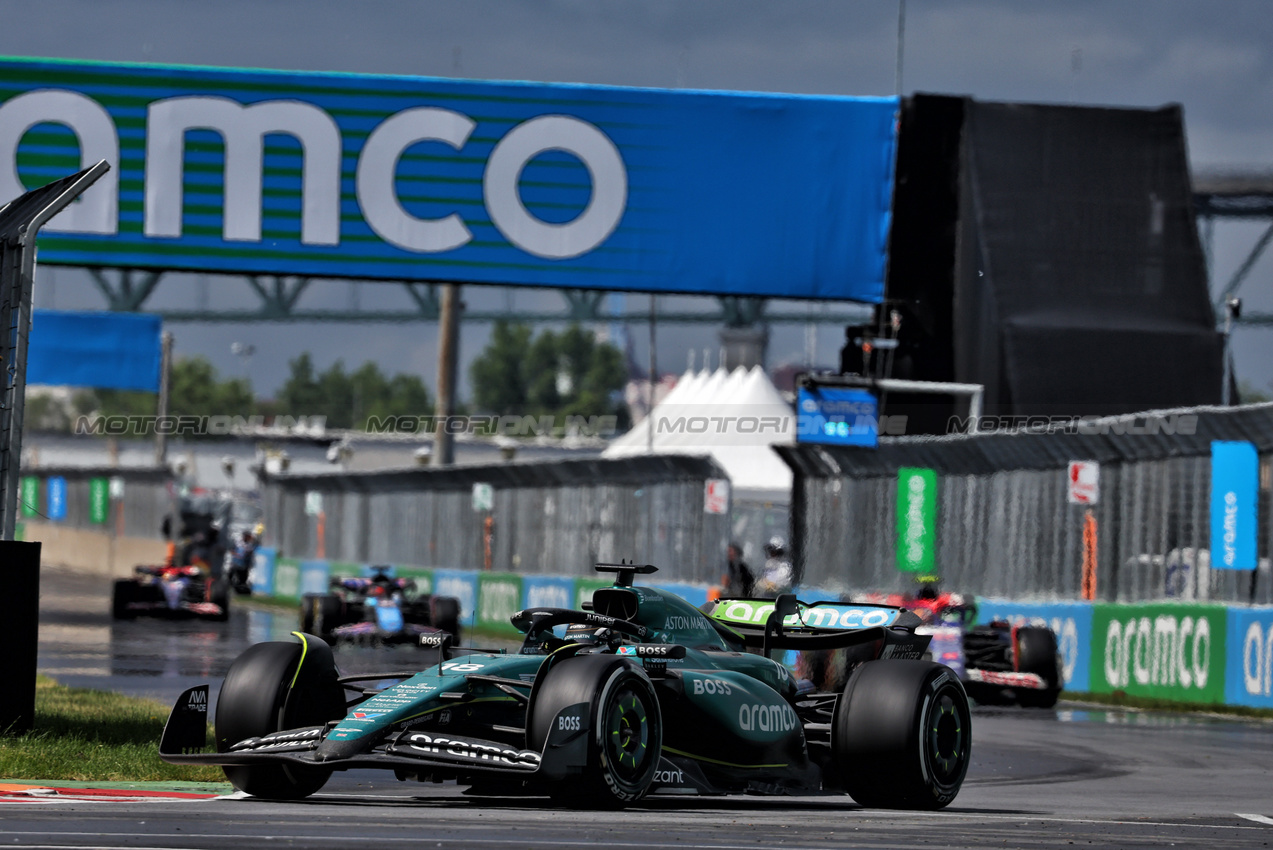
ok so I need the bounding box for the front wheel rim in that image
[604,684,653,779]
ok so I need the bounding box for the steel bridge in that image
[1195,170,1273,326]
[47,173,1273,329]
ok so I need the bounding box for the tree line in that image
[28,321,628,436]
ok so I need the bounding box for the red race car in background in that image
[111,564,231,622]
[797,585,1063,708]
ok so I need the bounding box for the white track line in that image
[1236,813,1273,826]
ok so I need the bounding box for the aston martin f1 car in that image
[112,565,230,622]
[159,563,971,809]
[299,567,462,645]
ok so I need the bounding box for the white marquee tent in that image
[603,365,795,503]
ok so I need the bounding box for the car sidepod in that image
[652,665,813,793]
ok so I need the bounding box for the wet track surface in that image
[14,566,1273,849]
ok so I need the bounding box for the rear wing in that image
[703,596,928,656]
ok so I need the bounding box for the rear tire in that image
[1015,627,1062,708]
[526,655,662,808]
[300,594,344,641]
[111,580,137,620]
[215,637,345,799]
[430,596,462,643]
[833,660,971,810]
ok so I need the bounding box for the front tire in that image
[111,580,137,620]
[833,660,971,810]
[207,579,231,622]
[526,655,662,808]
[215,636,345,799]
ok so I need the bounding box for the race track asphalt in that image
[6,566,1272,849]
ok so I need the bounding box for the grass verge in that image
[0,676,226,784]
[1063,690,1273,720]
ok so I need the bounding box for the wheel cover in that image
[927,689,965,784]
[604,685,652,779]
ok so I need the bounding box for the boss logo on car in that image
[557,714,582,731]
[691,677,733,696]
[738,702,798,733]
[400,732,541,768]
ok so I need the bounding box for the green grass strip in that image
[0,676,227,784]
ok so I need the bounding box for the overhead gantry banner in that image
[0,56,896,302]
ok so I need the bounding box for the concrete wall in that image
[21,521,167,578]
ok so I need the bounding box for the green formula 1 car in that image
[159,563,971,809]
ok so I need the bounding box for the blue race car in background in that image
[300,566,462,646]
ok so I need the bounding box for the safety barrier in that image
[247,548,713,638]
[247,547,1273,712]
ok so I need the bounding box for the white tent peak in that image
[604,365,795,501]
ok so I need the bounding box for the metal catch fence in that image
[780,404,1273,604]
[262,455,732,584]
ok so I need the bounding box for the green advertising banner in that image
[395,566,434,596]
[575,577,612,611]
[88,477,110,524]
[477,573,524,637]
[896,467,937,574]
[19,477,38,518]
[274,558,302,601]
[1089,603,1228,703]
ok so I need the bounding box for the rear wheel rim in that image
[927,689,966,784]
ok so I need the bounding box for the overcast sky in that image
[5,0,1273,400]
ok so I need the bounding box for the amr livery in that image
[160,563,971,809]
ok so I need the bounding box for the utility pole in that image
[433,283,461,466]
[154,330,173,466]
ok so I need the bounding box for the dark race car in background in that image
[160,563,972,810]
[300,566,462,646]
[801,590,1063,708]
[111,565,231,622]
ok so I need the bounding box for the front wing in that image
[160,685,587,781]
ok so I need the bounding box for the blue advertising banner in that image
[27,310,162,391]
[1226,606,1273,709]
[523,576,575,611]
[0,56,896,303]
[796,387,879,447]
[250,546,277,596]
[299,560,331,596]
[1210,441,1258,570]
[976,599,1094,692]
[46,476,67,520]
[432,569,478,628]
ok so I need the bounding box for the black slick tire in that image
[832,659,971,810]
[1015,626,1062,708]
[526,654,662,808]
[111,580,137,620]
[214,636,345,799]
[429,596,462,643]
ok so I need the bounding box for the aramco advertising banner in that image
[896,467,937,574]
[1209,440,1258,570]
[1089,603,1227,704]
[0,55,897,302]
